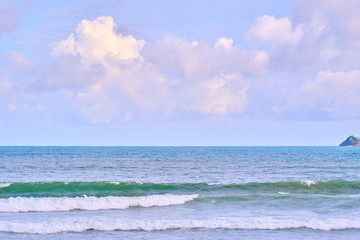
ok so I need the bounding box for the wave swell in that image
[2,180,360,197]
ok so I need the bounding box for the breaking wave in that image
[0,194,198,212]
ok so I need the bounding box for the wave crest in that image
[0,194,198,212]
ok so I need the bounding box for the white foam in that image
[109,181,120,185]
[277,192,289,195]
[0,183,11,188]
[1,217,360,234]
[0,194,199,213]
[301,180,316,186]
[348,194,360,198]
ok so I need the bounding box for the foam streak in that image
[1,217,360,234]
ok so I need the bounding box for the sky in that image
[1,0,360,146]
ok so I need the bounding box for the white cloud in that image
[282,70,360,118]
[244,0,360,122]
[16,3,360,123]
[248,15,303,46]
[293,0,360,42]
[182,74,248,114]
[149,34,268,78]
[71,59,170,124]
[247,0,360,120]
[46,19,270,122]
[147,35,266,115]
[3,1,360,127]
[253,0,360,71]
[52,16,145,64]
[245,51,269,75]
[49,16,171,124]
[38,24,273,123]
[215,37,234,49]
[0,12,267,124]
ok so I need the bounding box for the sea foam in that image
[0,194,198,212]
[1,217,360,234]
[0,183,11,188]
[301,180,316,186]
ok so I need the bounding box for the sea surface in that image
[1,146,360,239]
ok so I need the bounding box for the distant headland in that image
[339,136,360,146]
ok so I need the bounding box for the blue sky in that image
[1,0,360,146]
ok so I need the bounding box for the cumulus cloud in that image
[293,0,360,45]
[250,0,360,71]
[215,37,234,49]
[248,15,303,46]
[146,35,267,115]
[52,16,145,63]
[248,14,333,70]
[151,34,268,78]
[71,60,170,124]
[48,16,170,124]
[8,0,360,124]
[28,2,360,124]
[4,0,360,129]
[4,1,360,125]
[181,74,248,115]
[243,0,360,120]
[32,17,269,123]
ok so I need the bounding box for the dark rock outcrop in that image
[339,136,360,146]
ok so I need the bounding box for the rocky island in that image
[339,136,360,146]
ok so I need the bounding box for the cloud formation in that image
[249,15,303,46]
[248,0,360,119]
[4,0,360,125]
[285,70,360,119]
[53,16,145,63]
[36,17,268,123]
[146,35,267,115]
[49,16,169,124]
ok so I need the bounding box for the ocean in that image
[1,146,360,239]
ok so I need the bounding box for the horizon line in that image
[0,145,340,147]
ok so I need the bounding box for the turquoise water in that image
[1,146,360,239]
